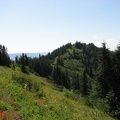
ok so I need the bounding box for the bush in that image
[85,97,94,107]
[63,89,78,100]
[85,88,110,112]
[35,90,45,99]
[34,72,40,76]
[32,82,40,92]
[11,73,33,91]
[10,63,15,70]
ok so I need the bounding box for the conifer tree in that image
[113,43,120,101]
[97,42,113,97]
[0,44,11,67]
[81,70,89,96]
[20,53,26,73]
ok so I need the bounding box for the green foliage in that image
[63,89,79,100]
[85,96,110,113]
[11,73,45,97]
[105,90,119,117]
[0,93,3,99]
[16,54,52,77]
[96,42,113,97]
[0,66,115,120]
[49,43,72,58]
[35,90,45,98]
[11,73,32,90]
[10,63,15,70]
[81,70,90,96]
[50,42,100,96]
[86,42,120,119]
[52,66,70,89]
[0,44,11,67]
[0,100,10,111]
[64,59,83,71]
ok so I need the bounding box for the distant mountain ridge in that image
[9,52,48,60]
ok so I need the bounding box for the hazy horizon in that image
[0,0,120,53]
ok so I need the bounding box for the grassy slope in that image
[0,66,114,120]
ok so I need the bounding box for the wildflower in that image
[42,97,45,100]
[0,110,5,119]
[24,84,27,90]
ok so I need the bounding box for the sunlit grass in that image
[0,66,115,120]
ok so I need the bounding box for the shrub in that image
[85,95,110,113]
[10,63,15,70]
[85,97,94,107]
[63,89,77,100]
[35,90,45,99]
[32,82,40,92]
[11,73,33,91]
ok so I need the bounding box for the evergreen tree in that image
[112,43,120,101]
[81,70,89,96]
[61,70,70,89]
[52,65,62,85]
[15,56,19,65]
[20,53,26,73]
[0,44,11,67]
[57,56,64,66]
[73,73,80,91]
[97,42,113,98]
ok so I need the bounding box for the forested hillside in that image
[15,41,100,92]
[0,41,120,119]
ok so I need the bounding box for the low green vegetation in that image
[0,66,114,120]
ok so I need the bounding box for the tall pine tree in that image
[97,42,113,97]
[0,44,11,67]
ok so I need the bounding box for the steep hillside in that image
[48,42,101,94]
[0,66,114,120]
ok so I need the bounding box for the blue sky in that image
[0,0,120,53]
